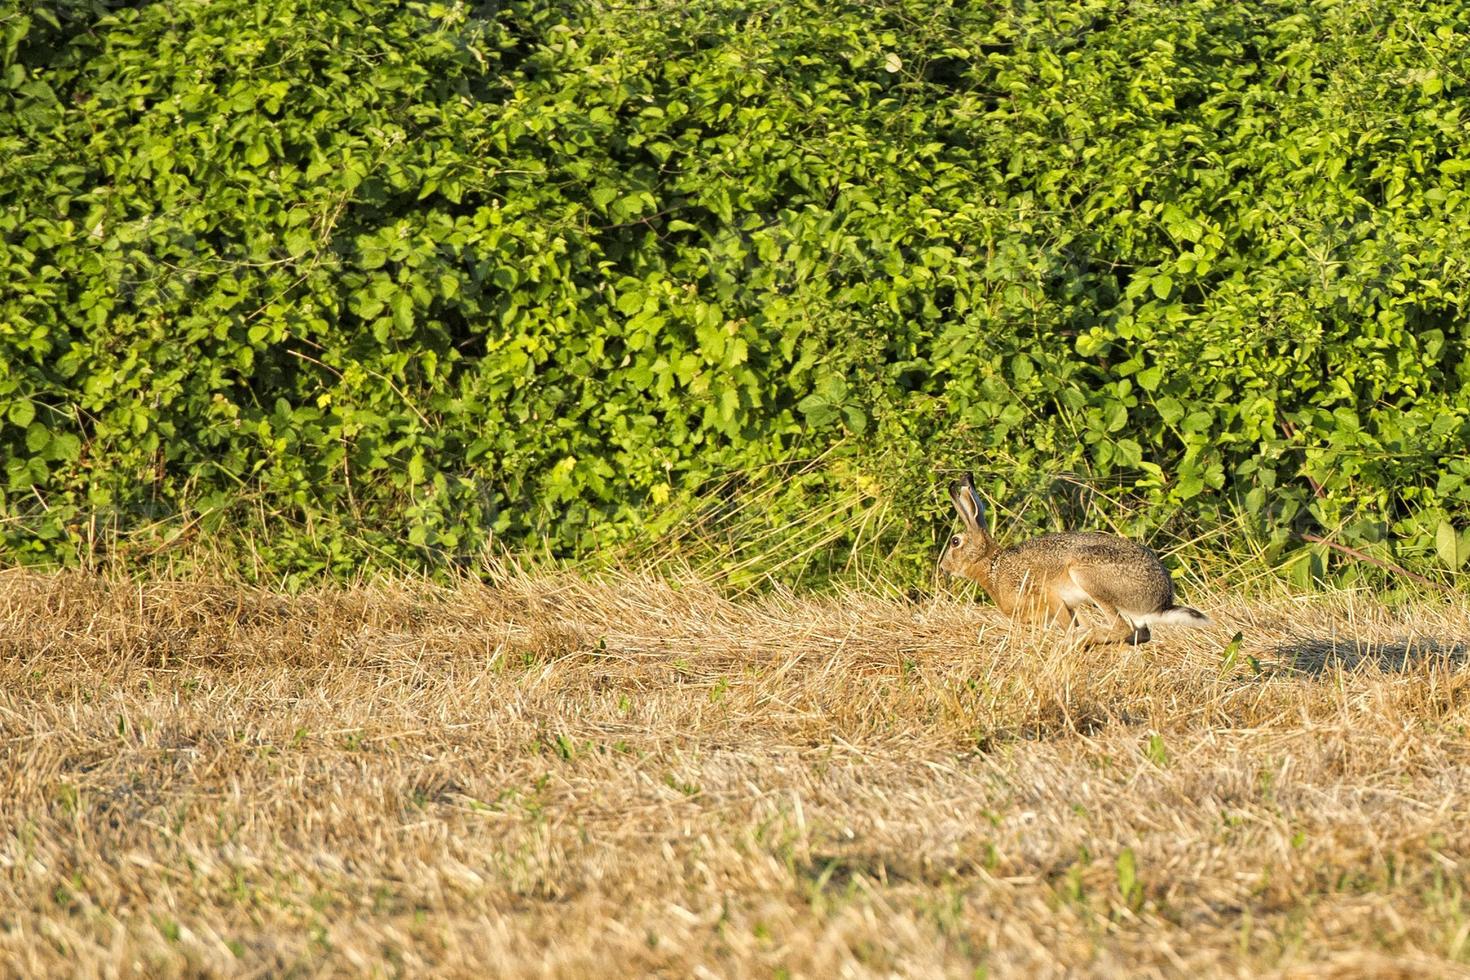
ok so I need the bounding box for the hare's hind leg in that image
[1078,595,1150,646]
[1067,568,1150,645]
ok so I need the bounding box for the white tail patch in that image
[1134,605,1212,628]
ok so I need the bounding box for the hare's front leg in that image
[1041,588,1078,631]
[1011,587,1076,631]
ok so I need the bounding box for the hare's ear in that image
[949,475,984,533]
[953,472,989,534]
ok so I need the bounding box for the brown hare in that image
[941,472,1210,645]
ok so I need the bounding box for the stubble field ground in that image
[2,564,1469,977]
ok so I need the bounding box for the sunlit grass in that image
[2,562,1468,975]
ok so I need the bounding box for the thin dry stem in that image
[1,567,1468,977]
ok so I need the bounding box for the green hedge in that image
[4,0,1470,584]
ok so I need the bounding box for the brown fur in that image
[941,473,1210,645]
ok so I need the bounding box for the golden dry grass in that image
[3,565,1470,978]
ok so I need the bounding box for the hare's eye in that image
[950,535,962,548]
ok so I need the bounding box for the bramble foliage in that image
[3,0,1470,584]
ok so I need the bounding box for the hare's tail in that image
[1143,605,1212,628]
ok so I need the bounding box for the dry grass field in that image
[3,564,1470,978]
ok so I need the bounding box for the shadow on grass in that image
[1268,635,1469,674]
[799,850,964,892]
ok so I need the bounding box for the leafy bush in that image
[4,0,1470,585]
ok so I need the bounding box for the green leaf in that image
[1219,631,1244,673]
[1286,553,1314,590]
[1144,733,1167,767]
[590,185,618,212]
[796,394,837,427]
[1435,520,1470,570]
[1175,470,1204,500]
[8,399,35,428]
[285,228,315,257]
[47,433,81,462]
[244,137,269,167]
[25,423,50,453]
[1116,847,1141,908]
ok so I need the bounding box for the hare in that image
[941,472,1210,645]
